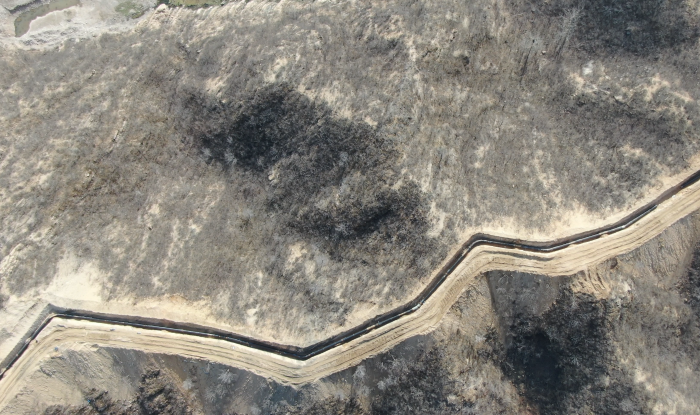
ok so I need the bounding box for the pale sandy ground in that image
[1,0,700,351]
[2,162,700,411]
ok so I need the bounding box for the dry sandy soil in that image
[0,0,700,413]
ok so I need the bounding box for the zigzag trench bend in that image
[2,168,700,379]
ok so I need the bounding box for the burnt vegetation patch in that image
[497,286,649,414]
[680,244,700,319]
[290,181,426,244]
[367,347,456,415]
[578,0,699,55]
[487,271,648,414]
[503,290,608,410]
[196,83,367,173]
[528,0,700,55]
[274,397,365,415]
[190,83,437,258]
[43,369,193,415]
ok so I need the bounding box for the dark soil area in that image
[523,0,700,55]
[486,270,646,414]
[498,287,649,414]
[680,244,700,319]
[189,83,434,256]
